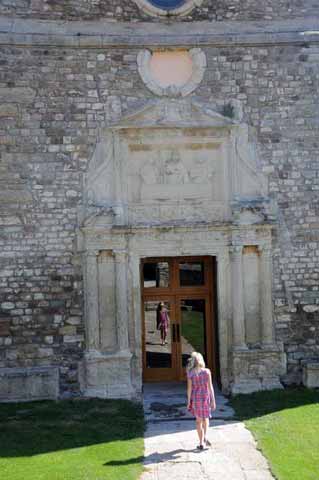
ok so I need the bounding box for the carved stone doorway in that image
[79,97,286,399]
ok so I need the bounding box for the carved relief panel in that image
[119,127,230,223]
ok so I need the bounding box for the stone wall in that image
[0,0,318,21]
[0,19,319,395]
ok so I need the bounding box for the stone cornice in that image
[80,221,275,236]
[0,17,319,47]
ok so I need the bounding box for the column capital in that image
[230,245,243,257]
[114,249,128,262]
[98,249,114,263]
[216,251,230,267]
[258,244,272,257]
[85,250,100,259]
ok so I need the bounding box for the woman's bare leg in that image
[160,328,165,345]
[196,418,204,446]
[203,418,210,444]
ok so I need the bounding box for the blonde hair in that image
[187,352,205,372]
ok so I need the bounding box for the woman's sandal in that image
[196,445,204,450]
[204,438,212,447]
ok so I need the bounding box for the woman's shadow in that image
[104,447,202,467]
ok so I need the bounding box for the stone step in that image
[143,382,235,423]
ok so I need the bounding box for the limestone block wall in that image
[0,0,318,21]
[0,20,319,395]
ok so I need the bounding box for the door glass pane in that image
[179,262,204,286]
[180,299,206,367]
[144,300,172,368]
[143,262,169,288]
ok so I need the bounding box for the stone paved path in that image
[141,383,274,480]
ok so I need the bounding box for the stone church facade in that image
[0,0,319,401]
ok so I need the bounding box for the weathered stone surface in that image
[0,367,59,401]
[0,87,36,103]
[302,362,319,388]
[0,319,10,336]
[79,351,134,399]
[0,215,22,225]
[231,347,286,394]
[0,104,18,117]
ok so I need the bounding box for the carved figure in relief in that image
[164,150,189,184]
[189,156,215,184]
[140,159,160,184]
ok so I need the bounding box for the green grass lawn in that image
[0,398,144,480]
[181,310,205,355]
[230,387,319,480]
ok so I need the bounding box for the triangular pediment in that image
[110,98,236,130]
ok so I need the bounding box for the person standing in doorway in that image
[187,351,216,450]
[157,302,169,346]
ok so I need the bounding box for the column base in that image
[231,344,287,395]
[261,342,277,350]
[233,344,249,352]
[79,350,136,400]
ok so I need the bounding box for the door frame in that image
[142,295,178,382]
[141,256,216,382]
[175,293,214,381]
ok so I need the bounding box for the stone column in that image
[85,251,100,352]
[230,246,247,349]
[259,245,274,347]
[114,250,130,351]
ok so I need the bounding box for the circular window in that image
[148,0,186,9]
[134,0,203,17]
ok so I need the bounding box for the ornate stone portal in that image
[78,98,286,398]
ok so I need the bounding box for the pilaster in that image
[230,245,247,350]
[114,250,130,352]
[84,250,100,352]
[259,245,274,347]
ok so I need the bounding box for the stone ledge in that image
[0,367,59,402]
[79,350,136,400]
[0,17,319,47]
[302,360,319,388]
[231,346,286,395]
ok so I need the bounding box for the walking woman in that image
[187,351,216,450]
[157,302,169,346]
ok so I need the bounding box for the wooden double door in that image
[142,257,217,382]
